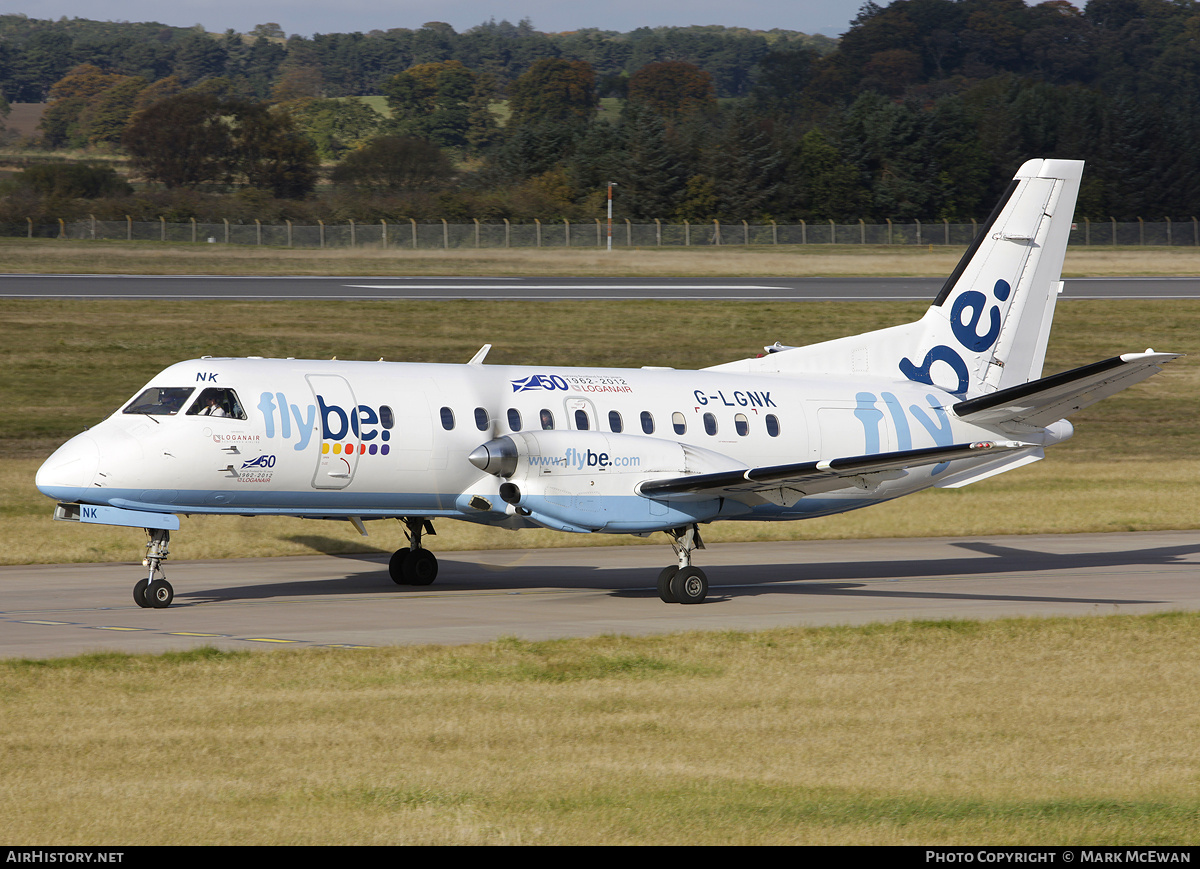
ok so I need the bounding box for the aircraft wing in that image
[636,440,1023,504]
[953,351,1181,430]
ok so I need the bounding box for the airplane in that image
[35,159,1179,608]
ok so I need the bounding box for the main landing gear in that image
[389,517,439,586]
[657,524,708,604]
[133,528,174,608]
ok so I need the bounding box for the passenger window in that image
[703,413,717,435]
[735,413,749,436]
[507,408,522,431]
[608,410,623,433]
[125,387,194,416]
[574,409,590,430]
[640,411,654,434]
[539,408,554,430]
[186,387,247,420]
[474,407,489,431]
[440,407,455,430]
[672,412,686,435]
[766,414,781,437]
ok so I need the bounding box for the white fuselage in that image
[36,356,1056,535]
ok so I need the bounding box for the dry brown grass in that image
[3,616,1199,844]
[3,237,1200,276]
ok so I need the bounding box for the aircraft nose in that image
[36,434,100,498]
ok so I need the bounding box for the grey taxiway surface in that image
[4,531,1200,659]
[1,273,1199,300]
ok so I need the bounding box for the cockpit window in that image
[186,387,247,420]
[124,387,194,416]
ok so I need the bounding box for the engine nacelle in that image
[468,430,751,533]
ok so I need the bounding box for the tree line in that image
[5,2,1200,226]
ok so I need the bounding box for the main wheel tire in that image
[133,578,150,608]
[670,567,708,605]
[657,566,679,603]
[388,549,410,585]
[403,548,438,586]
[146,579,174,609]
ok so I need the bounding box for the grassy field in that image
[4,615,1200,844]
[6,235,1200,276]
[2,292,1194,564]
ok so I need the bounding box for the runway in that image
[0,274,1198,300]
[3,530,1199,659]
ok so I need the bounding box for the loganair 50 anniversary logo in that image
[900,278,1012,395]
[257,392,395,456]
[511,374,633,394]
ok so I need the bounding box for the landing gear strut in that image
[657,524,708,604]
[134,528,174,608]
[389,517,439,586]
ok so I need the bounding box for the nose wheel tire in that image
[669,567,708,604]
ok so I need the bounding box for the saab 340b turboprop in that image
[36,159,1178,607]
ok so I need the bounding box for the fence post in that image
[565,218,570,247]
[411,218,418,249]
[190,217,196,243]
[126,215,131,241]
[255,219,261,246]
[1194,217,1198,246]
[286,220,292,248]
[224,217,230,244]
[655,218,661,247]
[1084,216,1090,246]
[1166,216,1172,246]
[595,218,601,247]
[350,219,355,248]
[1138,217,1144,246]
[743,220,749,245]
[860,218,865,245]
[800,219,806,245]
[685,220,690,246]
[473,218,479,249]
[442,218,448,249]
[1111,217,1116,246]
[503,218,509,248]
[971,218,977,238]
[886,218,892,245]
[381,219,387,249]
[771,220,777,245]
[915,219,921,245]
[711,219,720,246]
[829,219,835,245]
[943,218,949,245]
[90,214,96,240]
[319,220,325,249]
[58,218,66,239]
[159,216,165,242]
[626,218,631,246]
[535,218,541,248]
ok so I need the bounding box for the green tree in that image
[627,61,716,121]
[330,136,454,192]
[507,58,597,128]
[123,91,232,188]
[289,98,382,160]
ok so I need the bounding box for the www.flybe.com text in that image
[528,448,641,470]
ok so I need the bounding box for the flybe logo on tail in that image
[257,393,394,452]
[900,279,1011,395]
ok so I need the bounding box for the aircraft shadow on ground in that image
[176,540,1200,606]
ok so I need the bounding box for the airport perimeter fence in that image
[7,215,1200,249]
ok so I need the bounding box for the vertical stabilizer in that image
[706,159,1084,398]
[901,158,1082,396]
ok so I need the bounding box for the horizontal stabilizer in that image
[637,440,1026,503]
[953,351,1181,430]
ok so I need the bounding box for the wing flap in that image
[637,440,1023,502]
[953,351,1181,429]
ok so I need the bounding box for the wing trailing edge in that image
[636,440,1027,504]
